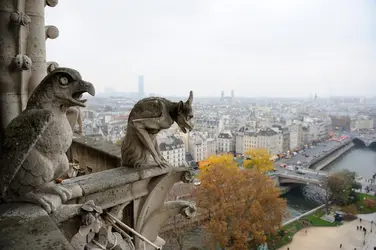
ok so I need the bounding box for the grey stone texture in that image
[121,91,194,168]
[0,67,95,214]
[0,203,74,250]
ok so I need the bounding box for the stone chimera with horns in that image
[121,91,194,168]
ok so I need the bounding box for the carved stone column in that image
[134,170,195,250]
[0,0,29,141]
[0,0,58,142]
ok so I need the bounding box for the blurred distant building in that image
[138,75,144,98]
[350,116,374,131]
[288,124,301,150]
[330,115,351,131]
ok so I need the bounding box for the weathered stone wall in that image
[68,136,121,174]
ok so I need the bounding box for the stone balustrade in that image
[0,136,196,250]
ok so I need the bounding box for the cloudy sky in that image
[46,0,376,98]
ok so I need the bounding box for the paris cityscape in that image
[76,79,376,249]
[0,0,376,250]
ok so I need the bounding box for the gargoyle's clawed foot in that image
[162,159,170,167]
[53,185,72,202]
[22,192,57,214]
[40,185,72,203]
[161,157,169,164]
[134,163,149,169]
[155,158,171,168]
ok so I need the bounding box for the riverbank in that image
[278,212,376,250]
[312,142,354,170]
[268,205,341,249]
[273,192,376,249]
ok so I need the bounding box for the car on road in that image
[297,170,306,175]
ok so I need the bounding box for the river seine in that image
[284,147,376,218]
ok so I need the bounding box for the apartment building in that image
[235,127,283,155]
[288,123,300,150]
[351,116,374,131]
[188,131,208,162]
[206,138,217,157]
[158,135,186,167]
[217,131,235,153]
[272,125,290,152]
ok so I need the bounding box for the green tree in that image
[326,170,360,206]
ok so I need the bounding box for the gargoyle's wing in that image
[0,109,53,196]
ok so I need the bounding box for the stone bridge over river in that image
[277,172,324,185]
[352,135,376,148]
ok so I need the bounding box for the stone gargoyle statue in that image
[121,91,194,168]
[0,67,95,214]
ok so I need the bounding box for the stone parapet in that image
[0,163,195,250]
[54,166,193,221]
[68,136,121,173]
[0,203,74,250]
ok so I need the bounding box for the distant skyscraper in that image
[138,75,144,98]
[221,90,224,99]
[231,90,234,98]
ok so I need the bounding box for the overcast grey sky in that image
[46,0,376,98]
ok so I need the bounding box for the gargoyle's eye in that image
[59,76,69,86]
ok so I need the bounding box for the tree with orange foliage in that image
[243,148,275,173]
[195,154,286,249]
[199,154,238,172]
[364,198,376,209]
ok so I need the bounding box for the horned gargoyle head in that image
[27,67,96,110]
[176,91,194,133]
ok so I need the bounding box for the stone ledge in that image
[45,166,194,223]
[62,166,191,197]
[0,203,74,250]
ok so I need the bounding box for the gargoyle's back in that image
[128,97,172,121]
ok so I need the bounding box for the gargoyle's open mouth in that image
[70,81,95,107]
[179,122,193,133]
[70,91,90,107]
[72,91,87,105]
[180,126,187,133]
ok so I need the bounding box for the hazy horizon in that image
[46,0,376,98]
